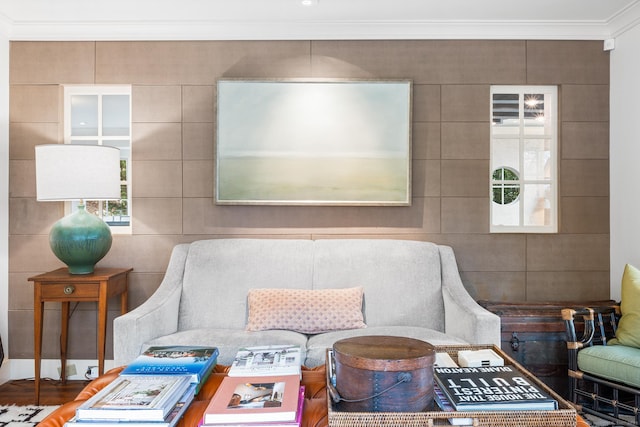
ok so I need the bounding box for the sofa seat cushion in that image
[578,344,640,388]
[143,328,308,366]
[304,326,468,367]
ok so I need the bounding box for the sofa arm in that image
[439,246,501,346]
[113,244,189,366]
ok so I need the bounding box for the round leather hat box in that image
[331,335,435,412]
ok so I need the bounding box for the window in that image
[492,167,520,205]
[64,85,132,233]
[490,86,557,233]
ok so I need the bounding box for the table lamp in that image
[35,144,121,275]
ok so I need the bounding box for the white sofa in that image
[113,238,501,367]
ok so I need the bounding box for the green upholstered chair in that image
[563,265,640,427]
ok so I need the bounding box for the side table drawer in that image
[39,283,99,299]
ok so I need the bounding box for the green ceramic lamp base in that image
[49,205,113,275]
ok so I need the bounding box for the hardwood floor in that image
[0,378,88,406]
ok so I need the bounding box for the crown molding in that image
[609,1,640,37]
[0,13,11,39]
[1,19,619,41]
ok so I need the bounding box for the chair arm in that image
[562,304,620,349]
[562,304,620,374]
[113,244,189,366]
[439,246,501,346]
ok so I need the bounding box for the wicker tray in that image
[326,344,577,427]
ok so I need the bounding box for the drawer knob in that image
[63,285,75,295]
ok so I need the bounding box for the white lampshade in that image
[35,144,121,201]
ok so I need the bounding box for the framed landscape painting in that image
[215,79,412,206]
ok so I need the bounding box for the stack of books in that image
[200,345,305,427]
[64,345,219,427]
[433,349,558,416]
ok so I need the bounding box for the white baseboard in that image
[2,358,117,383]
[0,360,9,385]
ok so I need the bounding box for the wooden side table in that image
[28,267,132,404]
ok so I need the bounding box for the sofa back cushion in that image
[178,238,445,333]
[179,239,315,330]
[312,239,444,331]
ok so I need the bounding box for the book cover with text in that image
[121,346,219,389]
[434,365,558,412]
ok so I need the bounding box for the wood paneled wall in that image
[8,40,609,359]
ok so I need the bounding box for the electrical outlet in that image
[86,365,99,378]
[57,363,77,378]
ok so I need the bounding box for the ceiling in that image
[1,0,640,41]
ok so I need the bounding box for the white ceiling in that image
[1,0,640,41]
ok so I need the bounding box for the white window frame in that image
[490,85,558,233]
[63,85,132,234]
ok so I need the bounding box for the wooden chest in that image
[478,300,614,399]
